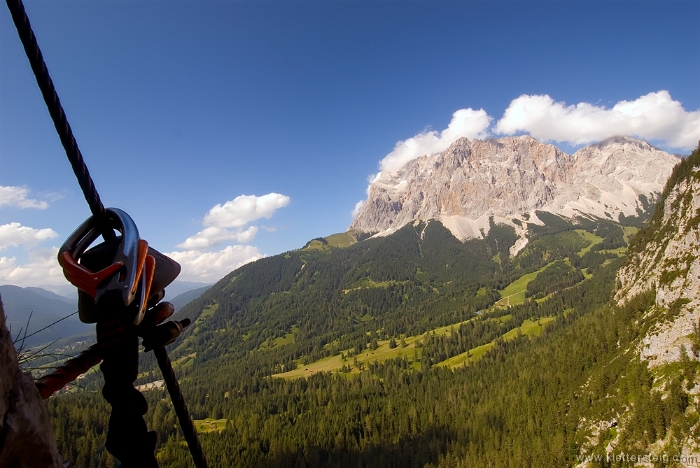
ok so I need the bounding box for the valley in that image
[38,142,700,467]
[272,229,611,379]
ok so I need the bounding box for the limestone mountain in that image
[351,135,678,252]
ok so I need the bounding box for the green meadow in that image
[438,317,555,368]
[495,264,550,307]
[273,316,556,378]
[193,418,228,434]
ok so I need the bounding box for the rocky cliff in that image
[575,147,700,466]
[0,294,62,468]
[351,135,678,253]
[616,150,700,367]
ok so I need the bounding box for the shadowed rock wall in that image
[0,293,62,468]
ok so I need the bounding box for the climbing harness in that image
[5,0,208,466]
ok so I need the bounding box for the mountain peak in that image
[590,135,661,151]
[350,136,678,252]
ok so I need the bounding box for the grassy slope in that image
[495,229,602,307]
[495,266,548,307]
[272,314,558,378]
[577,229,604,254]
[193,418,228,434]
[440,316,556,368]
[273,229,601,379]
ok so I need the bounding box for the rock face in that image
[615,154,700,367]
[573,148,700,467]
[350,135,678,252]
[0,294,62,468]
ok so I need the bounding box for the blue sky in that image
[1,0,699,290]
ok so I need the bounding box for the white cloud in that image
[168,192,290,282]
[351,200,365,218]
[0,223,58,251]
[203,193,290,228]
[379,108,492,173]
[0,186,49,210]
[495,91,700,150]
[0,247,65,287]
[166,245,264,283]
[176,226,258,250]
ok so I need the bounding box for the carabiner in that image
[59,208,146,323]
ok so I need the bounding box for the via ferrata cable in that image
[4,0,111,237]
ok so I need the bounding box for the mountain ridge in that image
[351,135,678,253]
[0,285,87,347]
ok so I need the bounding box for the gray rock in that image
[350,135,678,253]
[0,294,62,468]
[615,162,700,367]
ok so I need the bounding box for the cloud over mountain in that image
[495,91,700,149]
[379,109,492,174]
[375,91,697,180]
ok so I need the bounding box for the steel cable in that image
[5,0,107,222]
[155,346,209,468]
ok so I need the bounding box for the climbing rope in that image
[5,1,208,466]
